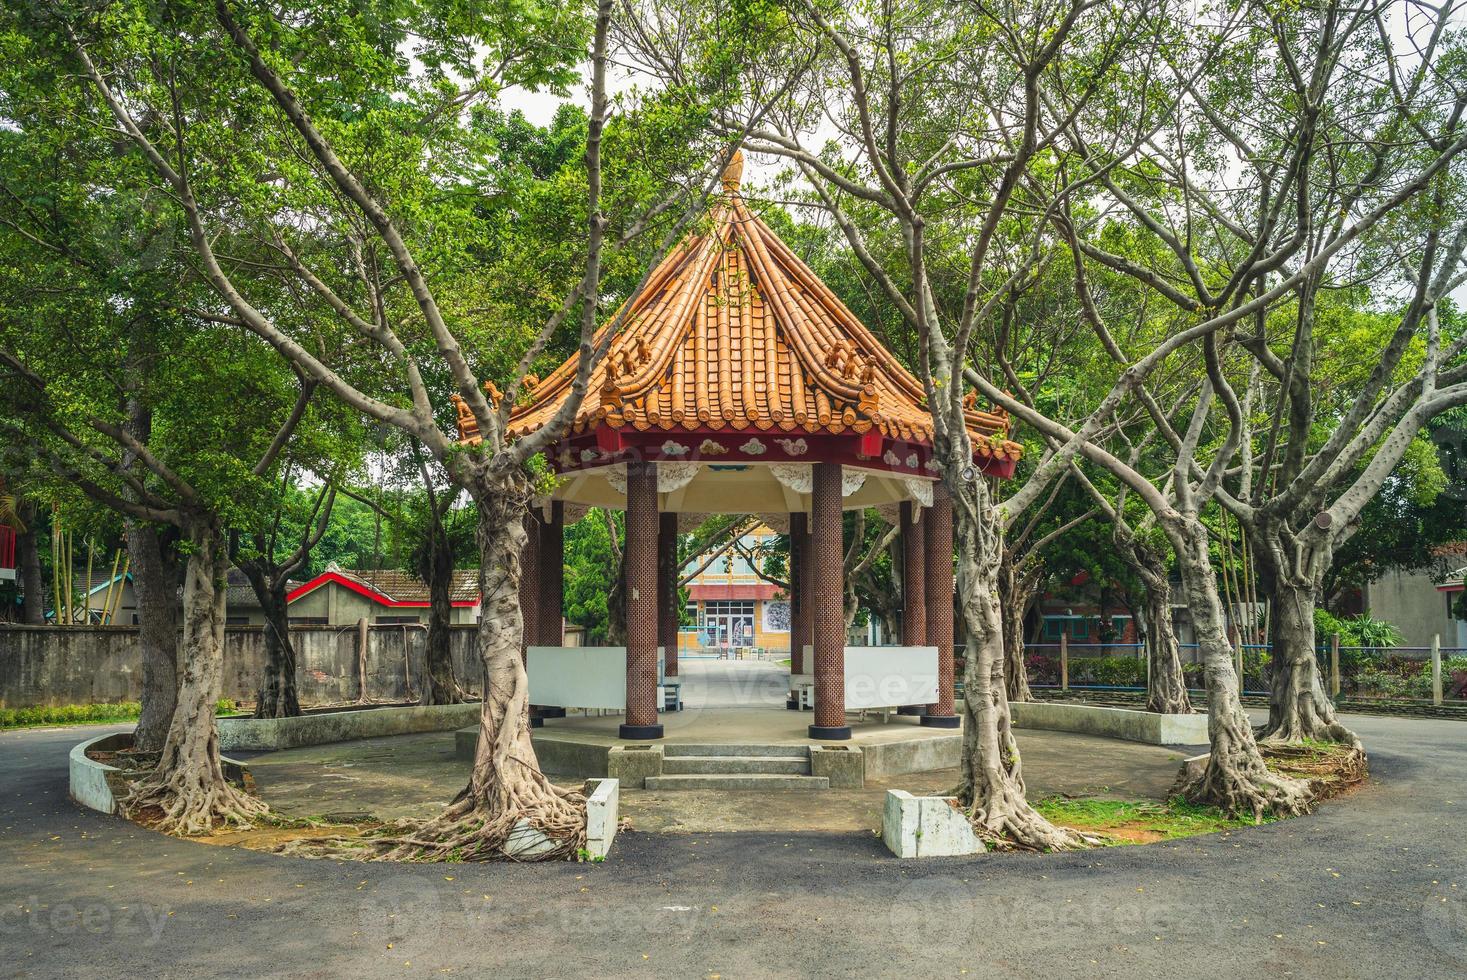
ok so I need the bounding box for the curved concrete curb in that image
[1009,701,1209,745]
[69,733,131,814]
[219,702,482,752]
[69,732,251,816]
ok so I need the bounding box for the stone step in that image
[661,755,811,776]
[644,774,830,791]
[662,743,810,759]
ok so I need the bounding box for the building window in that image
[699,600,756,647]
[225,615,250,626]
[289,616,328,626]
[375,615,419,625]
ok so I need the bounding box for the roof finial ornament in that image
[721,148,744,193]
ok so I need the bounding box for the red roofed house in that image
[285,565,482,627]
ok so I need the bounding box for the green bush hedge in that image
[0,698,239,730]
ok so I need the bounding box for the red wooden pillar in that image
[786,512,810,709]
[809,462,850,739]
[901,500,926,646]
[537,500,564,647]
[621,462,663,739]
[922,482,959,727]
[898,499,928,717]
[658,512,679,679]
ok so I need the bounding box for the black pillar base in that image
[530,715,544,729]
[920,714,960,729]
[618,723,664,740]
[808,724,852,740]
[786,698,801,710]
[536,705,567,718]
[896,705,927,716]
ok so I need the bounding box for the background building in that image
[681,524,790,655]
[285,565,482,626]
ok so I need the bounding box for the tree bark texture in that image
[951,478,1079,850]
[239,563,301,719]
[1168,519,1312,819]
[17,502,44,625]
[380,467,584,860]
[126,520,179,753]
[1253,530,1360,747]
[1119,536,1192,715]
[998,547,1035,703]
[420,521,464,706]
[122,519,267,834]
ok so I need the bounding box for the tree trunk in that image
[952,480,1078,850]
[126,520,179,753]
[420,523,464,705]
[246,570,300,719]
[1168,519,1312,819]
[122,518,267,835]
[998,549,1034,702]
[1256,567,1360,747]
[17,505,45,625]
[606,552,627,647]
[381,467,583,860]
[1122,538,1192,715]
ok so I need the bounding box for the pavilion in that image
[456,151,1021,741]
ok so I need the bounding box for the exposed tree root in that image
[1261,743,1369,800]
[279,480,588,863]
[1172,712,1316,823]
[277,782,587,863]
[1258,711,1364,752]
[123,764,269,837]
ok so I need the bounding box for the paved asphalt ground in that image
[3,711,1465,979]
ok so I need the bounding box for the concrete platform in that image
[456,706,963,784]
[244,727,1190,834]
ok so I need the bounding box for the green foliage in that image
[563,510,620,644]
[0,702,142,730]
[1314,610,1404,650]
[0,698,240,730]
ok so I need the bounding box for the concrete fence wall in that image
[0,624,485,708]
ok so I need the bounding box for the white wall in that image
[527,646,627,708]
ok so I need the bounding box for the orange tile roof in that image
[457,152,1020,467]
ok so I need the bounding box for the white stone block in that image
[915,797,986,857]
[504,820,559,858]
[882,790,985,858]
[584,777,619,860]
[882,790,921,858]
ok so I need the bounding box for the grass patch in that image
[1035,796,1267,845]
[779,658,791,667]
[1,698,240,730]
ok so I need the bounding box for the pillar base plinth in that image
[896,705,927,716]
[807,724,852,740]
[920,714,960,729]
[618,723,664,740]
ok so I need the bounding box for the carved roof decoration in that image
[456,151,1021,468]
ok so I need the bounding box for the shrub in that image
[0,701,142,730]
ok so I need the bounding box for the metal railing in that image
[1017,638,1467,704]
